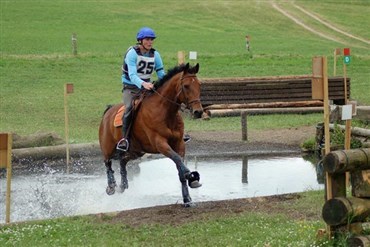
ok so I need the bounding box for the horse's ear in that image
[184,63,190,72]
[187,63,199,74]
[193,63,199,74]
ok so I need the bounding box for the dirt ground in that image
[96,126,318,227]
[185,125,315,156]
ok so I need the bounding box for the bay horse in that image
[99,63,203,207]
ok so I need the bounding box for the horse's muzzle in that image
[192,109,203,119]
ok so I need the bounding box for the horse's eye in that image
[183,84,190,90]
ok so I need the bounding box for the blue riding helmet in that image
[136,27,156,41]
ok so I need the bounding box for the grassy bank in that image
[1,190,337,247]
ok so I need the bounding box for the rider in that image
[117,27,165,151]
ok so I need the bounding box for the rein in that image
[151,75,201,109]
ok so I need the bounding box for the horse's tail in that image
[102,104,113,116]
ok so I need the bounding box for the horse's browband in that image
[180,75,201,84]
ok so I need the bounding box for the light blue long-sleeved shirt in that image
[122,47,165,89]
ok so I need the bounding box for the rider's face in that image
[141,38,154,50]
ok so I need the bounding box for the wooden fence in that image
[322,148,370,246]
[200,76,350,107]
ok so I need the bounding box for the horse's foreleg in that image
[105,159,116,195]
[119,159,129,192]
[168,150,197,206]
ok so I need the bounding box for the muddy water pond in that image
[0,154,323,223]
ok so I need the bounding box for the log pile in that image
[201,76,350,105]
[322,148,370,246]
[200,76,350,117]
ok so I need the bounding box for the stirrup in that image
[183,134,191,143]
[116,138,129,151]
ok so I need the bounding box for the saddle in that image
[113,106,125,127]
[113,91,149,127]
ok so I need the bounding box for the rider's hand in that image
[142,81,154,90]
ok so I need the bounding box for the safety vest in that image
[122,45,156,82]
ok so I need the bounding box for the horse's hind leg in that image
[119,158,129,192]
[105,159,116,195]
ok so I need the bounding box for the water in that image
[0,155,323,223]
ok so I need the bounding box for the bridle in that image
[152,74,201,110]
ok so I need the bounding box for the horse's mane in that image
[154,64,186,90]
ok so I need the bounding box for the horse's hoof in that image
[189,180,202,188]
[183,202,196,208]
[106,186,116,195]
[119,184,128,193]
[187,171,201,188]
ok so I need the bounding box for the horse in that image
[99,63,203,207]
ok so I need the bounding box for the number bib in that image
[122,45,156,83]
[136,55,155,81]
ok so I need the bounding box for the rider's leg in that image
[117,107,132,151]
[117,87,135,151]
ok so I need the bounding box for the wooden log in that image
[206,107,323,117]
[323,148,370,173]
[351,169,370,198]
[322,197,370,226]
[12,132,64,149]
[347,235,370,247]
[12,143,101,161]
[329,124,370,138]
[204,100,323,110]
[355,106,370,121]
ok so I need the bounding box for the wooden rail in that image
[200,76,350,107]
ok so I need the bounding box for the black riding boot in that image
[117,109,132,151]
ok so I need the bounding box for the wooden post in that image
[177,51,185,65]
[313,56,338,237]
[322,56,330,157]
[343,63,352,150]
[242,156,248,183]
[342,50,353,189]
[72,33,77,56]
[317,56,334,200]
[64,83,74,173]
[0,133,12,224]
[245,35,251,51]
[333,48,341,76]
[241,111,248,141]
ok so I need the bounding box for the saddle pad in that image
[114,106,125,127]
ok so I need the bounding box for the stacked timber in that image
[200,76,350,117]
[322,148,370,246]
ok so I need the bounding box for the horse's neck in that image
[154,74,182,112]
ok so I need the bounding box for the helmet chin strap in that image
[138,40,150,53]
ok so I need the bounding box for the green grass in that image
[0,1,369,245]
[1,1,369,143]
[0,190,336,247]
